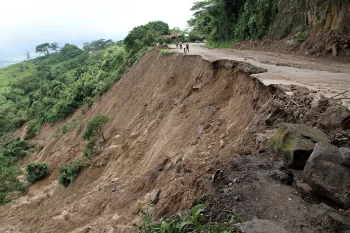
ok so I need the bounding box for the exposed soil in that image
[230,38,350,62]
[0,47,349,233]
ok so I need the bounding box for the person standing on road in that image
[179,42,182,49]
[186,43,189,52]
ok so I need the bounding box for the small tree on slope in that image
[82,115,109,142]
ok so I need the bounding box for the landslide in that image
[0,48,344,233]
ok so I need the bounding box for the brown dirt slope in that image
[0,49,274,233]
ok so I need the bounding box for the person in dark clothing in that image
[186,43,189,52]
[179,42,182,49]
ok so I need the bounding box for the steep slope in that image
[0,49,292,232]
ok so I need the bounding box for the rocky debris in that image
[268,123,330,168]
[304,142,350,208]
[269,167,294,185]
[236,219,290,233]
[150,189,161,205]
[319,106,350,130]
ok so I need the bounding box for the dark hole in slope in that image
[293,149,313,169]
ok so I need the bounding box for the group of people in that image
[176,42,189,53]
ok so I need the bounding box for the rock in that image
[270,167,294,185]
[340,147,350,167]
[256,134,268,144]
[304,142,350,208]
[310,93,328,108]
[236,219,290,233]
[311,203,350,230]
[319,106,350,130]
[107,227,115,233]
[220,140,225,148]
[268,124,330,167]
[192,84,202,90]
[150,189,161,205]
[296,181,313,194]
[286,39,295,46]
[197,124,204,135]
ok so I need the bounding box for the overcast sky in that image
[0,0,196,55]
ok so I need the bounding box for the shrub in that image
[295,26,309,44]
[160,49,174,55]
[82,139,97,158]
[25,162,49,183]
[58,158,85,187]
[135,204,236,233]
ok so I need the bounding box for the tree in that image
[50,42,59,52]
[35,43,50,55]
[146,21,170,35]
[188,0,246,41]
[82,115,109,142]
[124,21,169,55]
[60,44,84,59]
[26,52,30,60]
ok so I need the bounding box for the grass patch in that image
[205,40,238,48]
[160,49,175,55]
[0,62,36,95]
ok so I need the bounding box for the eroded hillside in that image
[0,48,349,233]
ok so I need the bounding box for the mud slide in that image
[0,48,348,233]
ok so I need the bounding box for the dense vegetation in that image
[0,138,36,203]
[188,0,347,47]
[0,20,172,201]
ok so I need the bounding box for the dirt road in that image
[173,43,350,106]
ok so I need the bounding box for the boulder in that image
[304,142,350,208]
[319,106,350,130]
[236,219,289,233]
[270,167,294,185]
[268,124,330,167]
